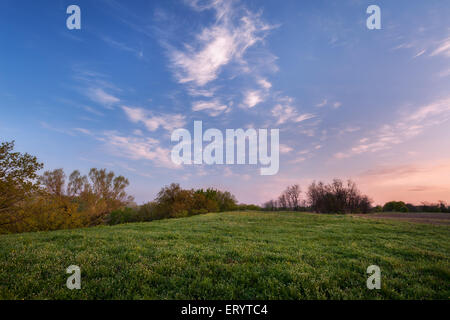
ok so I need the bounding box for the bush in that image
[373,205,383,213]
[383,201,409,212]
[237,204,261,211]
[107,207,139,225]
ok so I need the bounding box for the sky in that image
[1,0,450,205]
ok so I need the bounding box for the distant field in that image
[0,211,449,299]
[352,212,450,225]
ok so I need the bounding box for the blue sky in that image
[1,0,450,205]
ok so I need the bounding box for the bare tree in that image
[285,184,301,210]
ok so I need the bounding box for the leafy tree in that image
[0,141,43,229]
[86,168,134,224]
[155,183,194,218]
[40,168,66,197]
[383,201,409,212]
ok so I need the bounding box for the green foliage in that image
[0,144,135,234]
[0,141,43,232]
[373,205,383,213]
[383,201,409,212]
[237,204,262,211]
[195,188,238,212]
[107,207,139,225]
[0,211,448,299]
[142,184,239,222]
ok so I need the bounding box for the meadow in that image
[0,211,449,299]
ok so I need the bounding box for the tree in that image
[83,168,134,224]
[383,201,408,212]
[306,179,372,213]
[39,168,134,226]
[67,170,89,197]
[155,183,194,218]
[0,141,43,228]
[284,185,302,210]
[40,168,66,197]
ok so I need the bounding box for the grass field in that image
[0,211,449,299]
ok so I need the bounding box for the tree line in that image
[263,179,372,213]
[0,141,249,234]
[264,181,449,214]
[107,183,245,225]
[2,140,448,234]
[374,201,450,213]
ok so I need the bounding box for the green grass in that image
[0,211,449,299]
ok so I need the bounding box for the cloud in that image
[271,100,315,125]
[339,126,360,135]
[41,122,94,137]
[192,100,229,116]
[413,49,426,58]
[295,113,316,123]
[316,99,327,107]
[257,78,272,89]
[122,106,186,131]
[279,144,293,154]
[168,0,273,87]
[333,102,342,109]
[430,37,450,58]
[316,99,341,109]
[87,88,120,108]
[334,97,450,159]
[100,132,178,169]
[240,77,272,108]
[438,68,450,78]
[82,105,104,116]
[101,36,144,59]
[73,128,91,135]
[187,87,217,97]
[223,167,251,180]
[243,90,263,108]
[289,157,306,164]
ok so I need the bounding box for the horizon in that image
[1,0,450,206]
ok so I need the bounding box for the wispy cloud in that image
[279,144,293,154]
[334,97,450,159]
[192,100,229,116]
[99,131,178,169]
[315,99,342,109]
[168,0,274,87]
[242,90,263,108]
[257,78,272,90]
[430,37,450,58]
[82,105,104,117]
[338,126,360,135]
[87,88,120,108]
[271,98,315,125]
[316,99,328,107]
[101,36,144,59]
[73,128,92,135]
[122,106,186,131]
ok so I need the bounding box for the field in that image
[0,211,449,299]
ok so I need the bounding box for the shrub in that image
[107,207,139,225]
[383,201,409,212]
